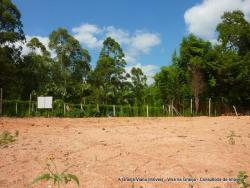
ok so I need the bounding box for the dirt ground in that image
[0,117,249,188]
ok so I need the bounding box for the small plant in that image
[237,171,249,188]
[31,155,79,188]
[227,131,240,145]
[0,130,18,147]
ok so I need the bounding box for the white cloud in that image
[72,23,161,82]
[17,24,161,83]
[131,31,161,53]
[184,0,250,39]
[105,26,130,45]
[72,23,103,48]
[72,23,161,64]
[126,63,159,85]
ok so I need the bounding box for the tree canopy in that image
[0,1,249,115]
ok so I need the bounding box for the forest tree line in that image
[1,0,250,113]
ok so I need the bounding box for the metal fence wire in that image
[1,99,249,117]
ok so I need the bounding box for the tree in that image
[26,37,50,57]
[130,67,147,105]
[48,28,91,101]
[217,10,250,56]
[215,11,250,107]
[0,0,25,45]
[18,37,51,99]
[0,0,25,98]
[93,37,127,104]
[179,34,211,113]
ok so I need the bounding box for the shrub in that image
[31,156,79,188]
[0,130,18,148]
[237,171,249,188]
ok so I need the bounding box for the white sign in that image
[37,96,53,109]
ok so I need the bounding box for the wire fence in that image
[0,99,249,117]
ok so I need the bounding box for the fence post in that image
[96,104,99,112]
[29,93,31,116]
[182,100,184,115]
[209,98,211,117]
[190,98,193,115]
[113,105,116,117]
[171,100,174,116]
[146,105,149,117]
[0,88,2,116]
[64,103,66,116]
[16,102,18,115]
[168,104,171,116]
[233,105,238,116]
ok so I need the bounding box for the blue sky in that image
[13,0,250,83]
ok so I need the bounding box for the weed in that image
[0,130,18,148]
[227,131,240,145]
[31,156,79,188]
[237,171,249,188]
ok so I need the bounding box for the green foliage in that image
[27,37,50,57]
[217,10,250,55]
[0,130,18,147]
[1,0,250,114]
[130,67,147,105]
[0,0,25,45]
[237,171,249,188]
[31,158,79,188]
[0,0,25,99]
[92,37,128,104]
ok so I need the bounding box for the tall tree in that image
[18,37,51,99]
[130,67,147,105]
[215,10,250,106]
[217,10,250,56]
[179,34,211,113]
[26,37,50,57]
[93,37,127,104]
[48,28,91,100]
[0,0,25,98]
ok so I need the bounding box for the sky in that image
[13,0,250,83]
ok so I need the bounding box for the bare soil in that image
[0,117,250,188]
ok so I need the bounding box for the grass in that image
[30,155,79,188]
[227,131,240,145]
[237,171,249,188]
[0,130,19,148]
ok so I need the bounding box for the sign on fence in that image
[37,97,53,109]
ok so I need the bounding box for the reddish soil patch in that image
[0,117,250,188]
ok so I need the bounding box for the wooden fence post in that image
[29,93,31,116]
[190,98,193,115]
[64,103,66,116]
[113,105,116,117]
[146,105,149,117]
[171,100,174,116]
[233,105,238,116]
[16,102,18,115]
[96,104,99,112]
[0,88,2,116]
[168,104,171,116]
[209,98,211,117]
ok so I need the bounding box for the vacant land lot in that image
[0,117,249,188]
